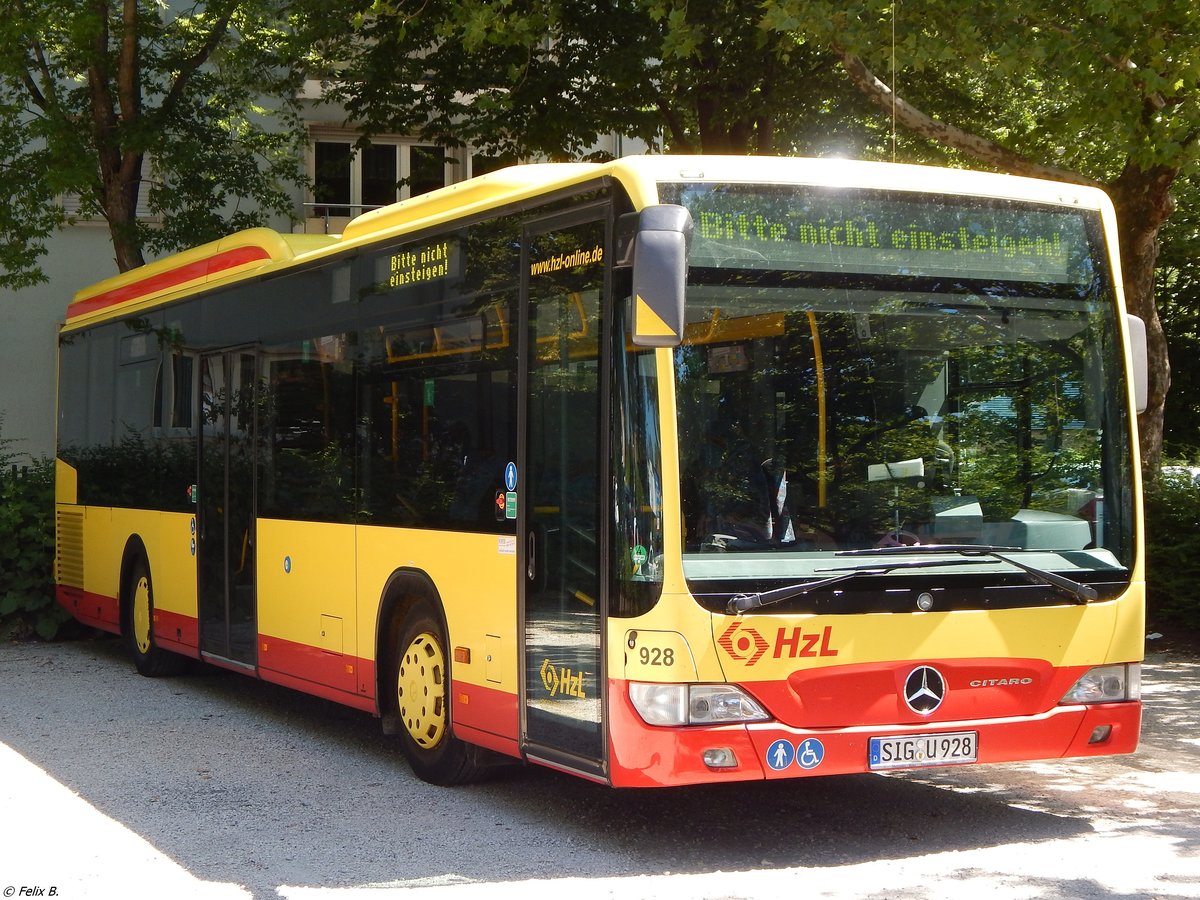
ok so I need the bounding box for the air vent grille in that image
[56,510,84,587]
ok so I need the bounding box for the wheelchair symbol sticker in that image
[797,738,825,770]
[766,739,795,771]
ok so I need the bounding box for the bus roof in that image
[65,228,338,326]
[65,155,1115,329]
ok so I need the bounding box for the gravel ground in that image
[0,635,1197,900]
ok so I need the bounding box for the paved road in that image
[0,637,1197,900]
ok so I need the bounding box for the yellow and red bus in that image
[55,156,1146,787]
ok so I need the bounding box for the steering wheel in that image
[875,530,921,548]
[933,439,956,476]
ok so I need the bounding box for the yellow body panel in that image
[340,165,599,242]
[622,629,700,682]
[1107,581,1147,662]
[55,460,77,504]
[79,509,196,611]
[608,588,725,681]
[355,526,518,692]
[114,510,197,619]
[256,519,358,657]
[55,503,198,631]
[79,506,119,602]
[613,587,1145,685]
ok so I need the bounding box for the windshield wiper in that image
[835,544,1099,604]
[726,557,985,614]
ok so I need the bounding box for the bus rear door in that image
[197,348,258,667]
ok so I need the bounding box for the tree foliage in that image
[302,1,1200,469]
[761,0,1200,468]
[0,0,311,285]
[1145,470,1200,630]
[0,417,65,641]
[304,0,871,159]
[1157,171,1200,461]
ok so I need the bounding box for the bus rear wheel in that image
[124,558,187,677]
[390,601,488,785]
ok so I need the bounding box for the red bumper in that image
[607,678,1141,788]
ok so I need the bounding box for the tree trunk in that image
[85,0,145,273]
[100,150,146,272]
[1108,162,1179,472]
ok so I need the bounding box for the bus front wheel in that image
[390,600,487,785]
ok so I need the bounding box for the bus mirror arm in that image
[1126,314,1148,414]
[630,205,693,348]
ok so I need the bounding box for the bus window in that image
[259,337,357,523]
[356,223,519,532]
[610,293,664,617]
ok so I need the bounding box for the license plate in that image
[868,731,978,770]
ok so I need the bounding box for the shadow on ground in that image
[3,636,1193,899]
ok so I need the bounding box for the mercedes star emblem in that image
[904,665,947,715]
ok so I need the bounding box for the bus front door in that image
[197,349,258,667]
[519,211,610,779]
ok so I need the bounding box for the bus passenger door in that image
[519,210,609,779]
[197,349,258,667]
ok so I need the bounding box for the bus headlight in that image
[1060,664,1141,704]
[628,683,770,726]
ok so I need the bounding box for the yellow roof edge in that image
[64,156,1116,328]
[339,163,603,241]
[65,228,339,325]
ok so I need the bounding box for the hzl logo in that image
[718,623,838,666]
[540,659,588,698]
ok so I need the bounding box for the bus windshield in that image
[661,183,1134,596]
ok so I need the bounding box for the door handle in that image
[527,529,537,583]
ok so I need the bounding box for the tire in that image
[125,558,188,677]
[389,599,489,785]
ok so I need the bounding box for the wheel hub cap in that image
[132,577,152,654]
[397,633,447,749]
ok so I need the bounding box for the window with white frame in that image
[308,133,460,221]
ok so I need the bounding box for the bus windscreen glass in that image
[661,183,1134,605]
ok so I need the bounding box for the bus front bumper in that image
[606,680,1141,788]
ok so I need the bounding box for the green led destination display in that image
[374,237,458,291]
[662,184,1098,285]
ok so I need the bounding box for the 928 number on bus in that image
[639,647,675,667]
[868,731,977,770]
[624,630,694,680]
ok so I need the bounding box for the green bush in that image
[1144,471,1200,631]
[0,422,70,640]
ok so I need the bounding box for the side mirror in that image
[1126,314,1148,414]
[631,205,693,347]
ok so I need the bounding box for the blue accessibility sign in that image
[796,738,825,770]
[504,461,518,492]
[766,739,795,771]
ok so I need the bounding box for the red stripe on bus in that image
[66,245,272,319]
[152,607,199,654]
[451,679,519,743]
[55,585,120,633]
[259,665,377,714]
[257,632,377,712]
